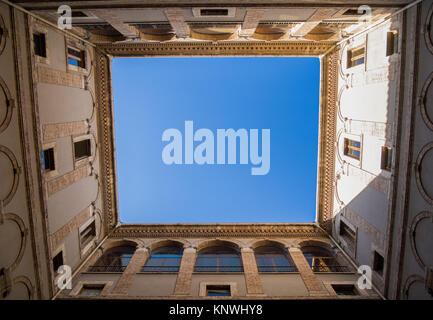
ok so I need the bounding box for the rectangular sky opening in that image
[112,57,320,223]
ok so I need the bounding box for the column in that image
[241,247,264,295]
[110,247,149,295]
[288,247,329,296]
[173,247,197,296]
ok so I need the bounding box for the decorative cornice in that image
[95,41,338,232]
[111,223,326,238]
[316,48,339,232]
[99,41,335,57]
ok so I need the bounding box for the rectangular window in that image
[74,139,91,160]
[381,146,393,171]
[33,32,46,58]
[42,148,55,171]
[67,46,86,68]
[206,285,231,296]
[386,31,398,56]
[80,221,96,248]
[344,138,361,160]
[79,284,103,296]
[339,220,356,251]
[373,251,384,276]
[343,9,365,16]
[52,251,64,273]
[332,284,358,296]
[200,9,229,16]
[347,46,365,68]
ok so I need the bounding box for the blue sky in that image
[112,57,320,223]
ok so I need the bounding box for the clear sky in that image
[112,57,320,223]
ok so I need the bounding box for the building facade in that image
[0,0,432,300]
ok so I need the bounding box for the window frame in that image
[79,216,97,256]
[194,246,243,273]
[199,282,238,297]
[72,135,93,168]
[381,146,393,171]
[65,38,88,73]
[344,137,362,160]
[30,22,49,65]
[141,246,183,273]
[339,217,357,255]
[41,142,58,179]
[347,45,366,69]
[386,30,399,57]
[254,246,297,273]
[70,281,113,296]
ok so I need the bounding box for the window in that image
[72,11,88,18]
[373,251,384,276]
[344,138,361,160]
[332,284,358,296]
[302,246,348,272]
[89,246,135,272]
[206,285,231,296]
[42,148,55,171]
[80,221,96,248]
[347,46,365,68]
[67,46,86,68]
[381,146,392,171]
[339,220,356,252]
[79,284,103,296]
[52,251,64,273]
[255,246,297,272]
[195,246,243,272]
[200,9,229,16]
[142,246,183,272]
[386,31,398,56]
[33,32,46,57]
[343,9,365,16]
[74,139,91,160]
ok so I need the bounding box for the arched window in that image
[301,246,347,272]
[254,246,297,272]
[142,246,183,273]
[195,246,243,273]
[89,246,135,272]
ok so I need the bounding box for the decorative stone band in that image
[37,65,85,89]
[288,248,329,296]
[112,224,327,239]
[43,120,87,141]
[50,206,92,250]
[173,247,197,296]
[110,247,149,295]
[346,119,392,140]
[98,41,335,57]
[344,206,386,249]
[47,165,91,196]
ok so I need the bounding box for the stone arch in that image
[251,239,288,250]
[102,238,142,251]
[147,239,187,252]
[296,238,333,250]
[196,239,242,252]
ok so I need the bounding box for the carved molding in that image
[414,142,433,206]
[98,41,335,57]
[420,71,433,132]
[95,40,338,231]
[424,2,433,55]
[409,211,433,270]
[0,75,14,134]
[316,49,339,231]
[111,224,326,239]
